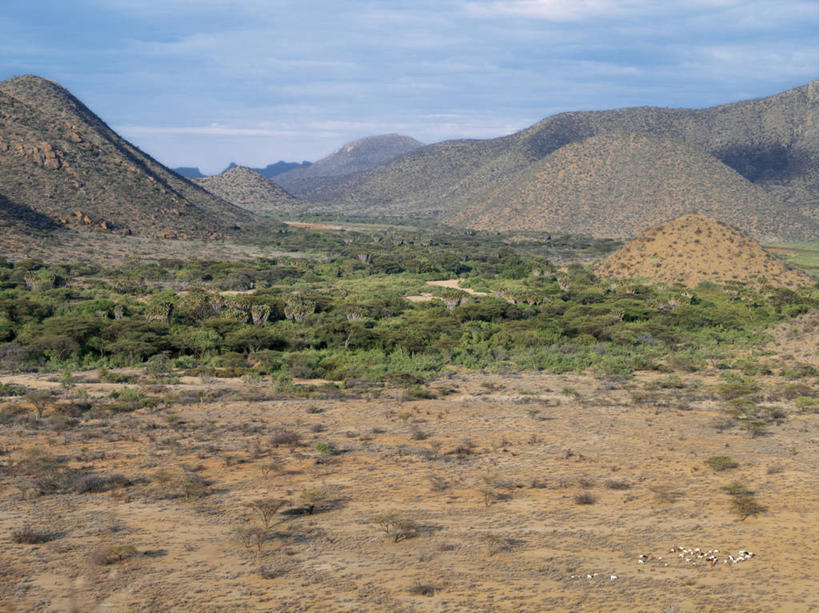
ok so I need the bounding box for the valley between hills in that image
[0,75,817,612]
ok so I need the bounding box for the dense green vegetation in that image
[0,226,815,388]
[767,242,819,277]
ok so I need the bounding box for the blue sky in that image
[2,0,817,174]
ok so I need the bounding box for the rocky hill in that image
[593,213,814,288]
[297,82,818,241]
[194,166,303,215]
[0,75,254,239]
[0,193,62,255]
[447,132,817,242]
[275,134,423,195]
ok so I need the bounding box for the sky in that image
[1,1,817,174]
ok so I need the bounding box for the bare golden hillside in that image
[594,213,815,288]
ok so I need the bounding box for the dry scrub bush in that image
[408,582,438,596]
[90,543,137,565]
[372,512,418,542]
[604,479,631,490]
[234,524,269,559]
[704,455,738,471]
[732,494,765,520]
[300,487,332,514]
[271,428,303,448]
[246,497,288,530]
[480,533,513,556]
[574,492,596,505]
[648,485,683,503]
[11,524,54,544]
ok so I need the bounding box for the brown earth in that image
[594,214,815,288]
[0,366,817,612]
[0,75,254,239]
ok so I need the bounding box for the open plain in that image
[1,361,817,612]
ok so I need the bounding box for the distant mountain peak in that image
[274,133,423,193]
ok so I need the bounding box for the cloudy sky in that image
[2,0,817,173]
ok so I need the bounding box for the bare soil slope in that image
[0,75,254,239]
[194,166,303,215]
[594,213,814,288]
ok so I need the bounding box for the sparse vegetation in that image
[705,456,739,472]
[11,524,54,544]
[372,512,419,542]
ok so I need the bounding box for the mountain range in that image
[291,82,818,241]
[0,74,816,246]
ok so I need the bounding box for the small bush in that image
[72,473,131,494]
[574,492,596,505]
[372,512,418,542]
[271,428,303,448]
[741,420,769,437]
[0,382,26,397]
[704,455,738,471]
[479,532,513,555]
[731,494,765,519]
[300,487,332,514]
[11,524,54,544]
[408,582,438,596]
[234,524,269,559]
[794,396,818,413]
[91,543,137,565]
[314,442,333,454]
[721,481,752,496]
[604,479,631,490]
[246,498,288,530]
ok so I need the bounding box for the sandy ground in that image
[1,366,817,612]
[283,222,345,231]
[407,279,491,303]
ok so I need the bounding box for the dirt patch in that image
[284,221,344,231]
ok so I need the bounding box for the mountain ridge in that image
[0,74,255,239]
[293,82,818,241]
[447,132,817,242]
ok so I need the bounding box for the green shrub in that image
[705,455,738,471]
[0,382,26,396]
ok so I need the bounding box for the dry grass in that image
[1,368,817,611]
